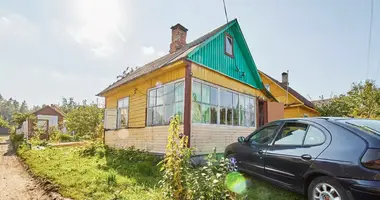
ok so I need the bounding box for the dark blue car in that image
[225,117,380,200]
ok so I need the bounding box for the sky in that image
[0,0,379,107]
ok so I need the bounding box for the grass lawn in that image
[18,145,304,200]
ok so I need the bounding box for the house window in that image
[265,84,270,92]
[192,79,256,127]
[117,97,129,128]
[225,34,234,57]
[147,80,184,126]
[192,81,218,124]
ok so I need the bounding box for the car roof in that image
[274,117,354,122]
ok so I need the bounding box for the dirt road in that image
[0,136,51,200]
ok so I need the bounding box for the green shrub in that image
[60,133,75,142]
[159,116,237,200]
[107,169,117,186]
[136,161,157,176]
[80,140,105,157]
[10,133,25,148]
[159,115,193,199]
[185,150,233,200]
[48,127,63,143]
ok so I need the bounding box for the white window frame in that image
[191,78,257,128]
[146,78,185,126]
[265,84,270,92]
[117,97,129,129]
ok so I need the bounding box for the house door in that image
[257,99,268,128]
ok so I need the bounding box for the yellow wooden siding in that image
[284,106,319,118]
[191,124,255,155]
[298,106,319,117]
[104,60,186,127]
[192,63,267,99]
[105,125,183,153]
[259,72,300,105]
[284,107,301,118]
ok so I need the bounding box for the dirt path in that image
[0,136,52,200]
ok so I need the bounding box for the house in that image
[0,127,9,136]
[259,71,319,118]
[19,105,66,139]
[98,19,284,155]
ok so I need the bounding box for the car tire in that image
[226,154,239,172]
[308,176,349,200]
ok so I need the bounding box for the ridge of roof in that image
[97,20,236,96]
[32,105,66,117]
[259,70,315,109]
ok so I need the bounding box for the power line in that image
[222,0,229,23]
[366,0,374,80]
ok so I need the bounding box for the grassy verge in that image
[18,145,303,200]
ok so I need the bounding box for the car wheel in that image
[226,154,238,172]
[308,176,349,200]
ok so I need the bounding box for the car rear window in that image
[338,119,380,136]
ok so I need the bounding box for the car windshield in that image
[338,119,380,136]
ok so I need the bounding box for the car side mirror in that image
[238,136,246,143]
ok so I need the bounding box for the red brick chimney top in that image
[170,23,188,53]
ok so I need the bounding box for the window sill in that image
[192,123,256,129]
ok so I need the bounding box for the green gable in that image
[187,19,263,89]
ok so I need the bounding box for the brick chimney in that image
[170,23,188,53]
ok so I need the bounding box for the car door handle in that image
[301,154,312,160]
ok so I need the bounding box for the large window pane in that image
[192,101,202,123]
[153,106,164,125]
[233,94,239,126]
[210,106,218,124]
[175,82,184,102]
[220,90,232,107]
[248,97,255,111]
[192,81,201,102]
[227,108,233,125]
[210,87,218,105]
[201,104,210,123]
[165,83,174,104]
[156,87,164,106]
[165,104,174,124]
[220,108,226,125]
[119,108,128,128]
[240,109,245,126]
[244,111,250,126]
[202,84,210,104]
[250,113,256,127]
[239,95,245,110]
[149,90,156,107]
[175,102,183,122]
[147,108,153,126]
[233,108,239,126]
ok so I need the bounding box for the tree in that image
[316,79,380,119]
[19,101,28,113]
[65,105,103,138]
[12,112,33,128]
[0,115,9,128]
[60,97,78,113]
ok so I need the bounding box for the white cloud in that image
[1,16,9,23]
[0,13,40,42]
[91,44,114,57]
[141,46,155,55]
[65,0,132,58]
